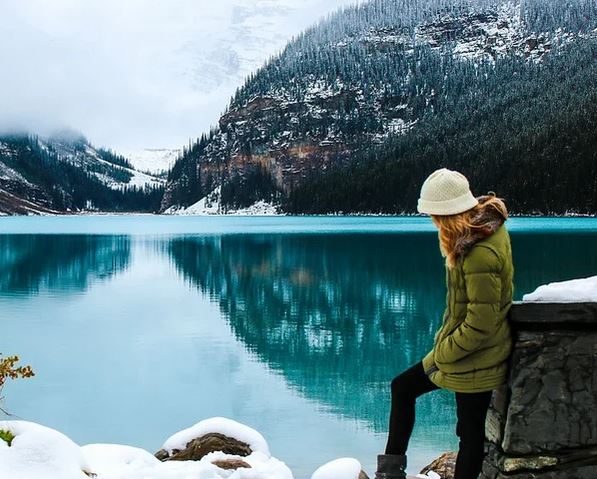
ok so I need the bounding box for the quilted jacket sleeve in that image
[434,245,502,366]
[422,349,436,375]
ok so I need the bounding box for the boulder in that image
[419,452,457,479]
[155,432,253,461]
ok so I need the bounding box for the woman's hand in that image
[422,350,439,376]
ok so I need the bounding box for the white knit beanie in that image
[417,168,478,215]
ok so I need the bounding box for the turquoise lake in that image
[1,216,597,477]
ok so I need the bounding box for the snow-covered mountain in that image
[161,0,597,214]
[119,149,181,175]
[40,135,164,191]
[0,132,164,215]
[179,0,357,94]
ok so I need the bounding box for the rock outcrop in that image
[155,432,253,462]
[419,451,457,478]
[212,458,252,470]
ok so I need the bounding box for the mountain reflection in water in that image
[168,234,456,432]
[0,235,131,294]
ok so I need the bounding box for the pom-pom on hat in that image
[417,168,478,215]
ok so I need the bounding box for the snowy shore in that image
[0,417,291,479]
[0,416,445,479]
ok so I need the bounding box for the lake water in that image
[1,216,597,477]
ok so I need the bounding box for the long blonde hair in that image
[431,195,508,269]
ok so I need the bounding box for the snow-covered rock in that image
[161,417,270,458]
[0,420,91,479]
[522,275,597,303]
[311,458,363,479]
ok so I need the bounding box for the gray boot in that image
[375,454,407,479]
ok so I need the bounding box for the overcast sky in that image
[0,0,358,151]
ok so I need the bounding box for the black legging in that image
[384,361,492,479]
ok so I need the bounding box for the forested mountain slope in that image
[0,133,164,215]
[288,38,597,214]
[162,0,597,215]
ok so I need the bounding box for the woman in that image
[376,168,514,479]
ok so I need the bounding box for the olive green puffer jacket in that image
[421,221,514,393]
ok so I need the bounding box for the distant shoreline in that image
[2,211,597,218]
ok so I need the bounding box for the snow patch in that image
[447,2,527,62]
[82,444,160,475]
[0,162,33,185]
[165,187,282,216]
[105,168,164,190]
[386,118,418,135]
[0,141,17,158]
[522,275,597,302]
[311,458,362,479]
[411,2,594,64]
[416,472,441,479]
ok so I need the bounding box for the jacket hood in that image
[454,195,507,258]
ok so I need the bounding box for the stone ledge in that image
[509,301,597,328]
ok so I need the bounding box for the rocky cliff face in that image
[161,0,596,213]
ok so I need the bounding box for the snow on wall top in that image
[522,275,597,303]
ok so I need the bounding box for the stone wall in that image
[481,302,597,479]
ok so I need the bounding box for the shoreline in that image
[1,211,597,218]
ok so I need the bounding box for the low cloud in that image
[0,0,357,150]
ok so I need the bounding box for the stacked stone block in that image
[481,302,597,479]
